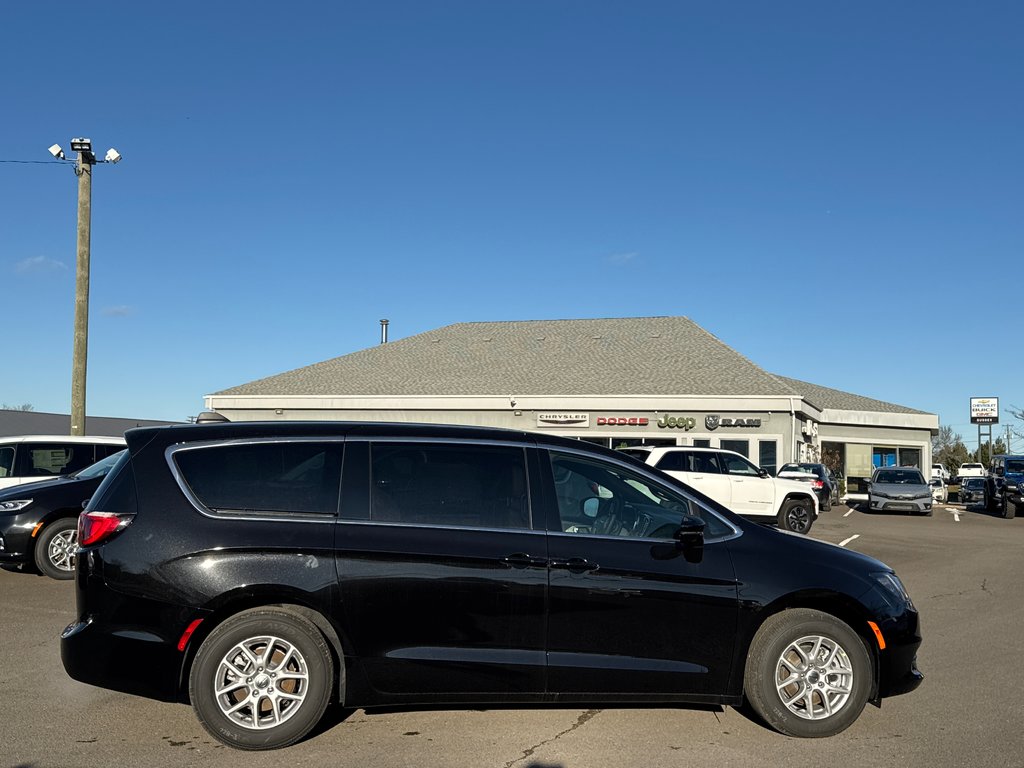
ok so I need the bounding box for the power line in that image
[0,159,66,164]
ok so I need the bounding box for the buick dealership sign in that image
[970,397,999,425]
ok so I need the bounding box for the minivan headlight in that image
[0,499,33,512]
[871,571,914,609]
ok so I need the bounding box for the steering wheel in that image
[590,498,623,536]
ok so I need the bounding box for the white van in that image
[0,435,126,490]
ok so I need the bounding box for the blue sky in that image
[1,1,1021,447]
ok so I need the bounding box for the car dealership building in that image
[205,316,938,499]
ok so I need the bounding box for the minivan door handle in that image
[550,557,599,574]
[502,553,547,569]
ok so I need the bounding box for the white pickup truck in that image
[627,446,820,534]
[958,462,987,478]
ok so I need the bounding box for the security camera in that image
[104,148,122,164]
[48,143,65,159]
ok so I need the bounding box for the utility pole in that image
[71,144,93,436]
[48,139,121,436]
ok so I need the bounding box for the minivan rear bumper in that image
[61,615,184,702]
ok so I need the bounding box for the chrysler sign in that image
[537,413,590,428]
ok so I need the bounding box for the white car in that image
[957,463,986,478]
[0,435,126,490]
[929,477,948,503]
[931,463,950,482]
[629,446,820,534]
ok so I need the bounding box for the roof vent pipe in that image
[380,318,390,344]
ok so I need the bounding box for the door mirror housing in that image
[673,515,706,563]
[758,467,769,478]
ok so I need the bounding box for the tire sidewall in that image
[34,518,78,580]
[745,609,872,738]
[779,500,813,534]
[189,610,333,750]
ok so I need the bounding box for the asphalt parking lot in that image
[3,501,1023,768]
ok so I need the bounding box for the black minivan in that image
[61,422,922,750]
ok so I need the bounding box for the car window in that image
[722,453,761,476]
[175,441,343,516]
[15,443,95,477]
[874,469,925,484]
[370,442,530,530]
[74,449,127,479]
[655,451,721,474]
[0,446,13,477]
[1005,460,1024,474]
[550,451,732,540]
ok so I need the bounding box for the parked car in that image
[776,462,839,512]
[0,435,125,491]
[957,463,986,478]
[959,477,988,508]
[867,467,933,515]
[628,446,820,533]
[62,422,922,750]
[929,477,948,504]
[0,450,126,579]
[931,463,950,482]
[985,454,1024,519]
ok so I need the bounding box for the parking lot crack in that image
[503,709,601,768]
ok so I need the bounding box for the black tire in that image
[778,499,814,534]
[33,518,78,580]
[821,495,831,513]
[744,608,872,738]
[189,608,334,750]
[1004,498,1016,520]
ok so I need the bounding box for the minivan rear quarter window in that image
[174,441,343,516]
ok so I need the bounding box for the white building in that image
[205,316,938,498]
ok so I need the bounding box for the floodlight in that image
[48,143,65,159]
[70,138,92,153]
[104,148,121,164]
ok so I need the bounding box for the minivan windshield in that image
[72,449,127,480]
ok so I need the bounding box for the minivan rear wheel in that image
[744,608,871,738]
[189,608,333,750]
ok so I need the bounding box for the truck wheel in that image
[1004,498,1016,520]
[744,608,872,737]
[779,500,814,534]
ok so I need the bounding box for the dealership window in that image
[692,439,711,448]
[612,438,676,450]
[720,439,749,457]
[899,448,921,468]
[872,447,897,468]
[758,441,778,476]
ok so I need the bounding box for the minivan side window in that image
[15,443,95,477]
[0,446,13,477]
[551,451,733,539]
[370,442,530,530]
[174,442,343,516]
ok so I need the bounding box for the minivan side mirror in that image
[673,515,706,563]
[758,468,769,478]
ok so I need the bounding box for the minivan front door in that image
[543,450,739,696]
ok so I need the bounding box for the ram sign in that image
[970,397,999,424]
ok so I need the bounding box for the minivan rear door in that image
[333,438,548,697]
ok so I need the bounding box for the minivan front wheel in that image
[779,499,814,534]
[744,608,871,738]
[190,608,334,750]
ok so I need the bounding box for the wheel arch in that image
[733,591,881,703]
[176,591,353,706]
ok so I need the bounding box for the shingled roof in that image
[215,316,802,398]
[774,375,930,416]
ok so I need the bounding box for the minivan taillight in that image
[78,510,135,547]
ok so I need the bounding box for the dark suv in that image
[777,463,840,512]
[61,422,922,750]
[988,454,1024,519]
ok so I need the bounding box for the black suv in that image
[777,463,840,511]
[62,422,922,750]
